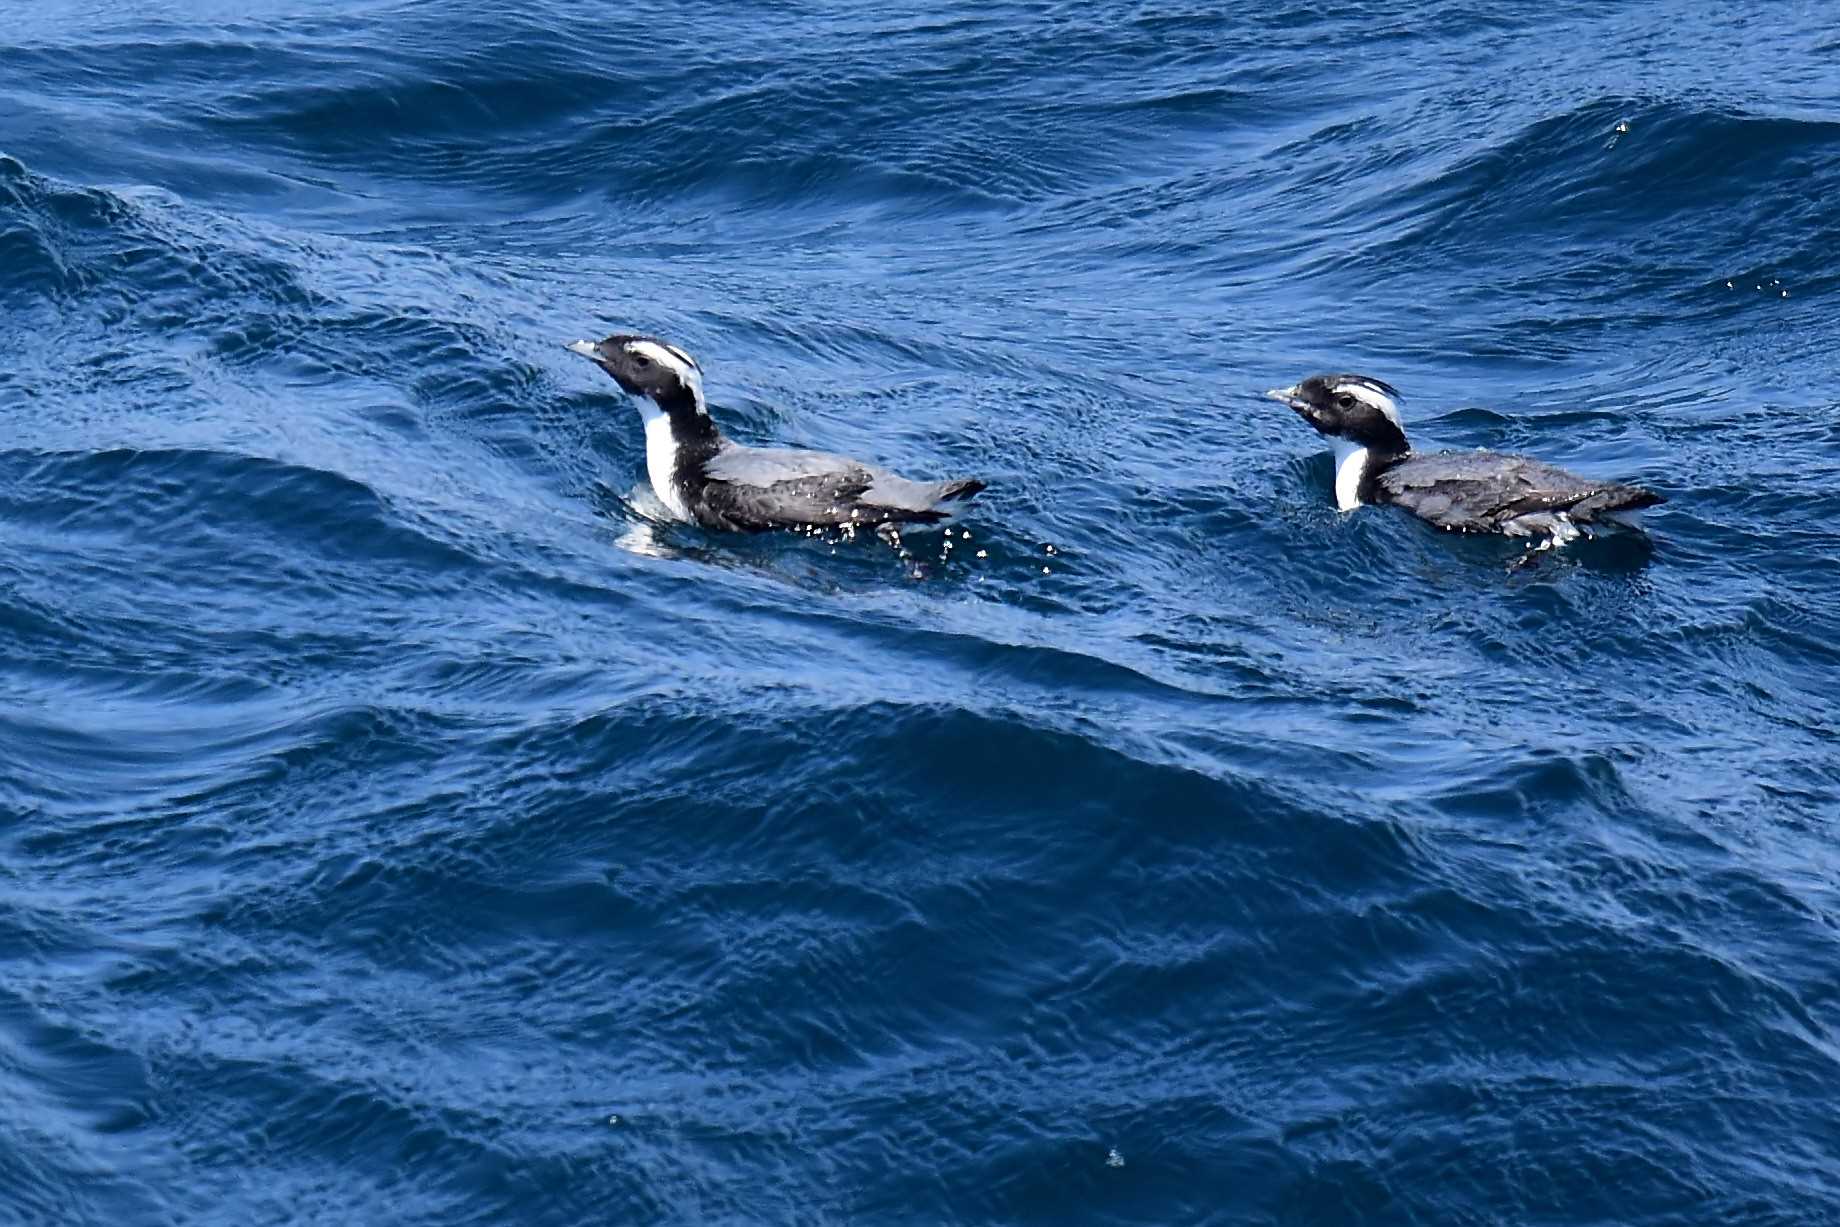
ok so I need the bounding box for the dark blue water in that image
[5,3,1840,1223]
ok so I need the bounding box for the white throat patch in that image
[640,405,693,521]
[626,339,706,414]
[1331,439,1370,512]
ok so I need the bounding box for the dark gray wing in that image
[1375,450,1662,531]
[700,443,983,531]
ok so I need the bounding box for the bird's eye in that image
[1334,393,1354,409]
[630,353,651,367]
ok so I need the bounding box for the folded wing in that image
[701,444,984,532]
[1376,450,1663,533]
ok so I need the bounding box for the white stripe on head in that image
[1334,380,1403,430]
[626,339,706,413]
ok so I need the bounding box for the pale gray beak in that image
[1266,385,1307,411]
[566,339,602,360]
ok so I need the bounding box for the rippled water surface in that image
[4,3,1840,1223]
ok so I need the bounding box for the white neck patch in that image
[1336,381,1403,432]
[1332,439,1369,512]
[641,407,693,521]
[626,339,706,414]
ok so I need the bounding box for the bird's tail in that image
[1577,484,1665,517]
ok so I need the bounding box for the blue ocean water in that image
[4,2,1840,1222]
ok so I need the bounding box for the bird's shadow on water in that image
[1501,526,1660,579]
[1302,509,1663,611]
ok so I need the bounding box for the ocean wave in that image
[4,5,1840,1223]
[1309,99,1840,306]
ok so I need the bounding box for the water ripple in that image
[4,3,1840,1224]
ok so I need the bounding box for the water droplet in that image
[976,550,987,559]
[1782,289,1789,298]
[1725,281,1733,289]
[1042,566,1051,575]
[607,1114,621,1126]
[1106,1147,1125,1168]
